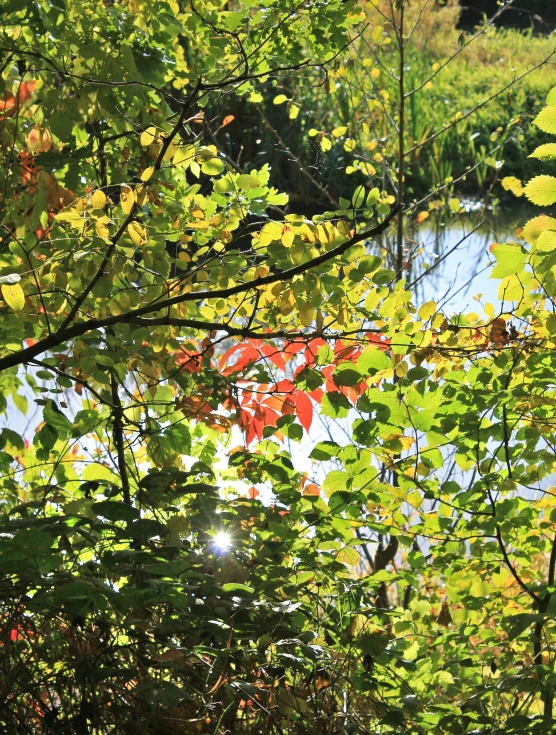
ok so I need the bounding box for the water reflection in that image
[405,205,534,312]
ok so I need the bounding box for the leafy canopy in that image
[2,0,556,734]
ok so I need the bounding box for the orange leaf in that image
[283,341,305,361]
[261,343,286,371]
[222,115,235,127]
[416,211,429,224]
[303,483,320,497]
[296,391,313,431]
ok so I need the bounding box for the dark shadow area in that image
[459,0,556,32]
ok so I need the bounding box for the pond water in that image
[416,205,532,312]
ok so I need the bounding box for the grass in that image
[245,0,556,210]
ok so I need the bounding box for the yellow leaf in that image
[141,166,155,182]
[95,216,110,239]
[127,222,147,246]
[280,289,296,316]
[299,302,315,327]
[259,222,282,246]
[163,139,179,162]
[209,213,225,228]
[120,185,136,215]
[92,190,107,209]
[135,185,148,207]
[418,301,437,321]
[140,126,157,146]
[288,104,299,120]
[173,145,195,167]
[254,265,270,278]
[337,547,360,566]
[195,145,217,163]
[501,176,523,197]
[2,283,25,311]
[281,228,295,248]
[521,215,556,245]
[449,198,461,213]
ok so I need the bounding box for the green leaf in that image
[490,244,527,278]
[535,230,556,252]
[237,174,261,190]
[547,87,556,106]
[92,501,140,522]
[127,518,166,539]
[201,157,225,176]
[524,175,556,206]
[82,464,120,483]
[372,269,395,285]
[72,409,101,437]
[333,364,363,386]
[321,392,351,418]
[356,347,392,375]
[352,185,365,208]
[322,470,350,495]
[529,143,556,160]
[533,106,556,134]
[136,682,186,708]
[309,441,342,460]
[358,255,381,274]
[222,583,254,594]
[44,400,72,440]
[337,546,360,566]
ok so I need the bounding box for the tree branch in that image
[0,206,397,373]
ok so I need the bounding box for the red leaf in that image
[283,341,306,361]
[219,343,244,370]
[366,333,391,351]
[176,348,202,373]
[281,399,295,416]
[261,343,286,371]
[261,406,280,426]
[308,387,324,404]
[296,391,313,431]
[221,343,260,376]
[273,379,295,393]
[334,342,360,362]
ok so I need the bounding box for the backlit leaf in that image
[533,106,556,134]
[524,175,556,206]
[2,283,25,311]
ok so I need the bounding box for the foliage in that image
[1,1,556,734]
[249,0,556,208]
